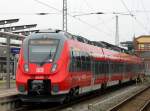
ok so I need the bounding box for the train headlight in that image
[51,63,57,72]
[24,64,29,72]
[52,84,59,92]
[18,85,25,92]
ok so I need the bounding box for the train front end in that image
[16,30,71,102]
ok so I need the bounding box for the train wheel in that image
[72,87,79,99]
[135,76,141,84]
[63,87,79,104]
[138,76,143,83]
[119,80,122,86]
[61,95,69,104]
[63,89,73,103]
[63,93,71,103]
[101,83,107,92]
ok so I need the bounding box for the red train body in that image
[16,29,144,102]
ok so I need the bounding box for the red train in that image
[16,29,144,102]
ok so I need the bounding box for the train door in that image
[91,56,95,90]
[91,59,108,90]
[82,52,92,89]
[90,56,103,90]
[103,60,110,83]
[69,49,79,88]
[123,62,126,80]
[108,60,112,81]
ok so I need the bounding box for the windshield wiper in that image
[39,51,53,66]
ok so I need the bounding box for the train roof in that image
[32,29,135,55]
[71,35,130,54]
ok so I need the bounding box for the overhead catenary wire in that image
[72,17,112,37]
[33,0,112,37]
[132,10,150,13]
[34,0,62,12]
[140,0,150,34]
[120,0,149,34]
[84,0,135,44]
[0,12,59,15]
[84,0,114,34]
[131,0,135,38]
[120,0,134,17]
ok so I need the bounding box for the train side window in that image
[102,61,105,74]
[98,61,103,75]
[128,64,132,72]
[95,61,99,75]
[120,63,123,72]
[86,53,91,71]
[79,51,82,72]
[69,49,75,72]
[99,61,103,74]
[110,61,115,74]
[109,61,112,74]
[84,52,88,71]
[125,63,127,73]
[92,60,95,74]
[112,62,116,74]
[124,62,126,73]
[116,63,119,73]
[82,52,86,71]
[104,61,109,74]
[98,62,100,74]
[70,50,73,59]
[85,52,91,71]
[126,63,128,73]
[119,63,121,73]
[101,61,105,74]
[107,61,109,74]
[132,64,134,72]
[75,51,80,72]
[112,62,115,73]
[93,61,96,75]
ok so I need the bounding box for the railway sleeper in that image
[0,97,21,111]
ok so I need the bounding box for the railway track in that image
[14,82,136,111]
[15,89,106,111]
[15,83,133,111]
[108,85,150,111]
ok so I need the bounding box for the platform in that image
[0,88,18,98]
[0,88,20,111]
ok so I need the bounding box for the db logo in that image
[36,67,44,73]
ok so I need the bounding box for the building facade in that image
[0,45,18,79]
[134,35,150,75]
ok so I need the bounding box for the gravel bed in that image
[92,83,149,111]
[60,82,149,111]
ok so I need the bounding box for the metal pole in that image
[63,0,67,32]
[115,15,119,46]
[6,36,10,88]
[14,55,17,79]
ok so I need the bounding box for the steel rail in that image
[139,99,150,111]
[15,82,133,111]
[107,85,150,111]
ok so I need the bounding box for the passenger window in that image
[69,49,75,72]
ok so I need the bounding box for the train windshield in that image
[29,39,59,63]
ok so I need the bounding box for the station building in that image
[0,18,36,79]
[134,35,150,75]
[0,43,20,73]
[0,32,24,79]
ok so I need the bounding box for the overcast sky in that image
[0,0,150,44]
